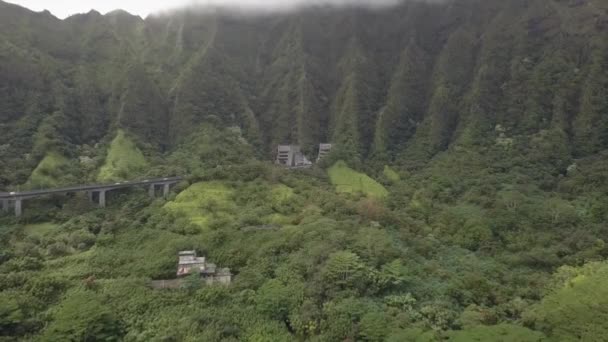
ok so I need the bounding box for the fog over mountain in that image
[6,0,406,18]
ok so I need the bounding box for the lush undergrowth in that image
[26,152,73,189]
[165,181,300,230]
[98,130,148,182]
[164,181,236,228]
[1,126,608,341]
[21,222,60,238]
[382,166,401,184]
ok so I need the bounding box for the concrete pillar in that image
[2,199,8,212]
[149,184,156,197]
[98,190,106,208]
[288,148,295,167]
[87,191,93,202]
[14,199,22,217]
[163,183,170,198]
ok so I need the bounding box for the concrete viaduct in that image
[0,177,182,217]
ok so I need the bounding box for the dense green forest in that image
[1,0,608,340]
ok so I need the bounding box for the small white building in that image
[177,251,232,284]
[177,250,206,276]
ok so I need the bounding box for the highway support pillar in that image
[98,190,106,208]
[149,184,156,198]
[163,183,170,198]
[2,199,8,213]
[14,198,22,217]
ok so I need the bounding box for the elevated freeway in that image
[0,176,182,217]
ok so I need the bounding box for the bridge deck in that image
[0,177,182,199]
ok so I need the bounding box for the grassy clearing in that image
[164,182,236,228]
[328,161,388,198]
[27,152,71,188]
[22,222,60,238]
[164,181,300,228]
[98,130,148,182]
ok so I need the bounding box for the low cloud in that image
[8,0,409,19]
[160,0,405,15]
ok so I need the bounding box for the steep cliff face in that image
[1,0,607,170]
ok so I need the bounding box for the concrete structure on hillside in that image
[317,143,333,162]
[0,177,181,217]
[177,251,232,285]
[275,145,312,168]
[276,145,297,166]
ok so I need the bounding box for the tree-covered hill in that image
[1,0,608,341]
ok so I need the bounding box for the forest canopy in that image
[1,0,608,340]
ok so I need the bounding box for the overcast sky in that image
[6,0,402,19]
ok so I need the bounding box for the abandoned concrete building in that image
[150,251,232,289]
[275,145,313,168]
[317,143,332,162]
[177,250,232,285]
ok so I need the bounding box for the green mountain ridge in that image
[2,0,608,186]
[2,1,608,340]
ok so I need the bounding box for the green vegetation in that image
[98,130,148,182]
[3,148,608,341]
[1,0,607,168]
[328,161,389,198]
[524,261,608,340]
[41,289,124,341]
[448,324,545,341]
[383,166,401,183]
[22,223,60,238]
[1,0,608,340]
[26,152,73,189]
[164,182,235,228]
[165,181,299,229]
